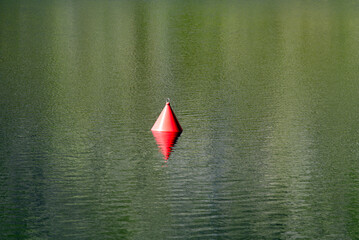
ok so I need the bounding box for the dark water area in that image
[1,0,359,239]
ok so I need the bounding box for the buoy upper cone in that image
[151,102,182,132]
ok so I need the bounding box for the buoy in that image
[152,131,181,160]
[151,100,182,160]
[151,100,182,132]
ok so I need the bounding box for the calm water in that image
[1,0,359,239]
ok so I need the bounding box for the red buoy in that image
[151,101,182,132]
[151,100,182,160]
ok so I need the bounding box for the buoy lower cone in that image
[152,131,181,160]
[151,102,182,132]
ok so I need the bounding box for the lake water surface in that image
[1,0,359,239]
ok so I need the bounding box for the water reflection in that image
[152,131,181,161]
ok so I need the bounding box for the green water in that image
[1,0,359,239]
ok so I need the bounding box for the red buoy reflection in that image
[152,131,181,160]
